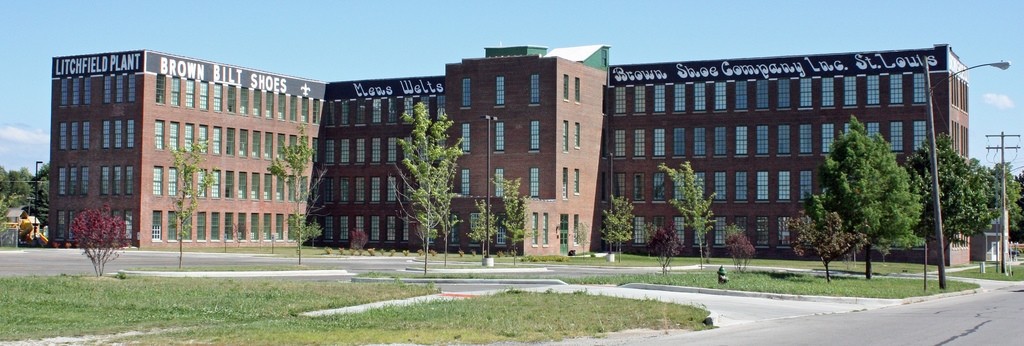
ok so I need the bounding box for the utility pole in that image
[987,132,1020,275]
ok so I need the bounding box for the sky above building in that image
[1,0,1021,171]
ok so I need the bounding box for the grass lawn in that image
[0,276,708,344]
[563,271,978,299]
[124,264,341,272]
[948,264,1024,281]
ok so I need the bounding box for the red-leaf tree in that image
[789,212,864,283]
[350,229,368,250]
[71,206,128,277]
[725,226,755,272]
[647,223,683,275]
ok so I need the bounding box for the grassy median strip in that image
[124,264,340,272]
[0,276,435,342]
[116,289,709,345]
[564,271,979,299]
[948,264,1024,281]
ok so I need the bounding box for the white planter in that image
[483,257,495,267]
[607,253,616,262]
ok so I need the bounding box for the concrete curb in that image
[620,283,903,306]
[352,277,569,285]
[117,269,353,278]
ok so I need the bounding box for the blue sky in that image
[1,0,1021,171]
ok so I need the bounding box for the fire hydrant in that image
[717,266,729,284]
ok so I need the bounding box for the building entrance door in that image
[559,214,569,255]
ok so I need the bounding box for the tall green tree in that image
[660,162,715,267]
[268,124,323,265]
[30,163,50,226]
[396,102,463,273]
[905,135,997,248]
[500,178,528,265]
[172,141,214,268]
[808,117,920,279]
[601,195,634,259]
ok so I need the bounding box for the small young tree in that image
[171,140,213,268]
[601,195,634,259]
[468,200,496,258]
[71,205,128,277]
[660,162,715,268]
[574,222,591,253]
[647,223,682,274]
[724,225,755,272]
[396,102,463,274]
[268,124,324,265]
[500,178,528,265]
[350,229,369,250]
[789,212,864,283]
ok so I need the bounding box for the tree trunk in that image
[824,261,831,283]
[864,243,873,280]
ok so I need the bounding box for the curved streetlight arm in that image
[930,60,1011,92]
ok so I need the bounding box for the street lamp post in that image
[481,115,497,267]
[923,57,1010,289]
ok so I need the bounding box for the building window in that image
[713,127,726,156]
[574,122,580,148]
[653,128,665,157]
[735,81,747,109]
[755,80,768,109]
[371,99,381,123]
[633,217,646,245]
[461,77,471,107]
[673,128,685,157]
[735,126,748,156]
[152,167,163,196]
[633,129,645,157]
[714,82,727,111]
[778,171,791,201]
[777,79,790,108]
[821,77,835,107]
[340,139,350,164]
[673,84,686,112]
[634,86,646,113]
[653,85,665,112]
[614,87,626,114]
[354,177,365,202]
[799,78,812,108]
[169,122,179,151]
[866,75,879,105]
[799,170,812,198]
[84,77,92,105]
[775,124,790,155]
[387,137,397,162]
[100,166,110,195]
[713,217,726,246]
[574,168,580,195]
[530,74,540,104]
[651,171,667,201]
[822,123,834,153]
[387,176,397,202]
[713,171,726,201]
[890,74,904,104]
[574,77,581,102]
[103,75,112,104]
[183,79,194,108]
[913,73,926,104]
[843,76,857,107]
[694,83,706,111]
[461,168,470,196]
[529,168,539,197]
[494,168,505,197]
[754,125,768,155]
[756,171,768,201]
[211,171,221,198]
[154,121,164,150]
[866,122,880,137]
[151,211,162,241]
[116,75,125,103]
[890,121,904,152]
[370,177,381,203]
[529,120,540,151]
[562,168,569,199]
[912,120,927,151]
[798,124,812,154]
[694,128,706,157]
[355,138,365,163]
[614,130,626,157]
[778,217,791,245]
[199,82,209,110]
[632,173,644,201]
[562,121,569,152]
[495,75,505,106]
[102,121,110,149]
[166,77,180,107]
[756,217,769,246]
[71,78,80,105]
[735,171,747,201]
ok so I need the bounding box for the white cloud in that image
[983,93,1015,110]
[0,125,49,146]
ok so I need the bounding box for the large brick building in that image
[50,51,324,248]
[50,44,971,263]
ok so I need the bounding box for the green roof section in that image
[484,46,549,58]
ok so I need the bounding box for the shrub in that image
[324,247,332,255]
[403,250,410,256]
[522,255,569,263]
[458,250,465,257]
[368,248,376,256]
[470,249,477,256]
[725,231,755,272]
[429,249,437,257]
[71,205,129,277]
[496,250,505,258]
[350,229,369,250]
[647,223,683,275]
